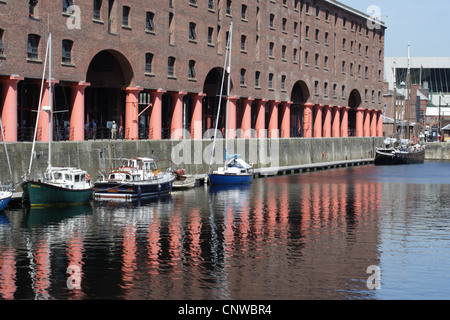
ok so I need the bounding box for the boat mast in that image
[0,117,13,188]
[407,43,411,141]
[224,21,233,161]
[48,33,52,170]
[393,62,397,141]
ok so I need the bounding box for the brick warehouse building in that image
[0,0,386,142]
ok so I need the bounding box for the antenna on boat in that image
[407,43,411,141]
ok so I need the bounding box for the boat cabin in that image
[45,167,90,190]
[107,158,161,181]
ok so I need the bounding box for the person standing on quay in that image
[91,119,97,140]
[111,121,117,139]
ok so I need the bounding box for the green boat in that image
[22,34,93,208]
[23,167,94,208]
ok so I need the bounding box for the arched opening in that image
[202,67,233,136]
[348,89,361,136]
[291,80,310,137]
[85,50,134,139]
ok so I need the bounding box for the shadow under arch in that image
[84,50,135,137]
[348,89,362,137]
[202,67,234,136]
[290,80,310,137]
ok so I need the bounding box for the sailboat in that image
[0,115,13,211]
[22,34,94,207]
[207,22,253,185]
[375,44,425,166]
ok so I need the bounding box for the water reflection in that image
[1,163,449,300]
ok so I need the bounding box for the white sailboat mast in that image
[48,33,52,170]
[224,21,233,160]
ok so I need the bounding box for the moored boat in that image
[209,155,253,185]
[0,191,12,211]
[172,169,196,190]
[94,157,176,201]
[375,144,425,166]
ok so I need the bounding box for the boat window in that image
[150,162,157,170]
[80,174,86,181]
[126,174,131,180]
[109,174,115,180]
[65,174,72,181]
[53,172,62,180]
[74,175,80,182]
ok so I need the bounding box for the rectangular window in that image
[145,53,153,74]
[93,0,102,20]
[29,0,39,18]
[189,22,197,41]
[122,6,130,27]
[208,0,214,10]
[62,39,73,64]
[146,12,155,32]
[168,56,176,77]
[208,27,214,44]
[0,29,4,55]
[269,73,274,89]
[27,34,40,60]
[63,0,73,14]
[189,60,196,79]
[255,71,260,87]
[226,0,232,15]
[240,69,246,86]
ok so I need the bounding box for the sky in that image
[342,0,450,57]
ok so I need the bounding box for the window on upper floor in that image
[255,71,261,87]
[27,34,40,60]
[122,6,130,27]
[189,22,197,41]
[63,0,74,14]
[282,45,287,60]
[146,12,155,32]
[208,0,214,10]
[0,29,4,56]
[29,0,39,18]
[282,18,287,32]
[241,35,247,52]
[189,60,196,79]
[281,75,286,91]
[168,56,176,77]
[269,42,274,58]
[240,69,246,86]
[145,53,153,74]
[226,0,232,16]
[93,0,102,20]
[269,14,275,29]
[268,73,274,89]
[241,5,247,20]
[62,39,73,64]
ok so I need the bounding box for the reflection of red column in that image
[34,237,51,299]
[123,87,143,140]
[37,80,59,142]
[332,106,341,138]
[313,104,323,138]
[170,91,186,140]
[377,110,384,137]
[67,234,85,297]
[322,105,332,138]
[0,249,17,300]
[255,99,266,138]
[301,184,311,236]
[303,103,314,138]
[122,225,137,294]
[146,210,161,275]
[280,101,292,138]
[0,76,23,142]
[149,89,165,140]
[241,98,253,138]
[355,108,364,137]
[340,107,349,137]
[268,100,279,138]
[69,82,90,141]
[188,209,202,263]
[190,92,205,140]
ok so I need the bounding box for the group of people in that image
[84,119,124,140]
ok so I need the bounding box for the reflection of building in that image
[1,0,385,142]
[384,57,450,140]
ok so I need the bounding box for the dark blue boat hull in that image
[94,179,174,200]
[208,173,253,185]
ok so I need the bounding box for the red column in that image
[332,106,341,138]
[303,103,314,138]
[313,104,323,138]
[189,92,205,140]
[280,101,292,138]
[322,105,332,138]
[340,107,349,137]
[149,89,165,140]
[370,110,377,137]
[69,82,90,141]
[123,87,143,140]
[170,91,186,140]
[240,98,253,139]
[255,99,266,138]
[363,109,371,137]
[268,100,279,138]
[37,80,59,142]
[377,110,384,137]
[355,108,364,137]
[0,76,23,142]
[226,96,238,139]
